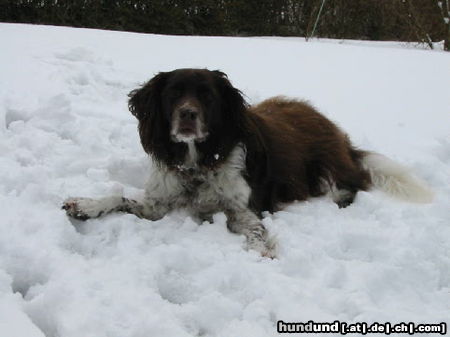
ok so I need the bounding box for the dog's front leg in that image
[225,207,277,258]
[62,196,168,221]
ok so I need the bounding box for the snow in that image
[0,23,449,337]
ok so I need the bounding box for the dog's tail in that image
[361,152,434,203]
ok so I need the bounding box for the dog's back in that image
[245,97,371,212]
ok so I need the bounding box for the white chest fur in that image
[144,145,251,214]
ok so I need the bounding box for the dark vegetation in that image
[1,0,448,50]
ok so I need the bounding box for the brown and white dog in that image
[63,68,433,257]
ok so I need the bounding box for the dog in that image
[63,68,433,258]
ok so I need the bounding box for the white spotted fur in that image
[144,145,252,218]
[64,144,276,258]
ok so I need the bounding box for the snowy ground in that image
[0,23,449,337]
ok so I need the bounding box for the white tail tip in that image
[362,153,434,203]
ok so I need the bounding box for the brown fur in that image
[243,97,372,212]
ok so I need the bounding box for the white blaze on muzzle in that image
[170,99,208,143]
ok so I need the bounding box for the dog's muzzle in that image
[171,100,208,143]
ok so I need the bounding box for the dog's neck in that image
[170,141,208,190]
[184,141,198,168]
[175,140,223,171]
[170,141,204,178]
[161,136,238,175]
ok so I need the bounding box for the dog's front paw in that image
[62,197,104,221]
[248,236,278,259]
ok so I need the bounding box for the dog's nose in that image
[179,108,198,121]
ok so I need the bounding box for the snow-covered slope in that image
[0,23,449,337]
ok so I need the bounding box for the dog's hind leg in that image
[326,147,372,208]
[330,185,357,208]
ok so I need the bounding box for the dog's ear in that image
[211,70,265,161]
[128,72,172,158]
[212,70,248,128]
[128,72,168,121]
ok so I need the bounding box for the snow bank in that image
[0,23,449,337]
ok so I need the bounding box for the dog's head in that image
[128,69,248,164]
